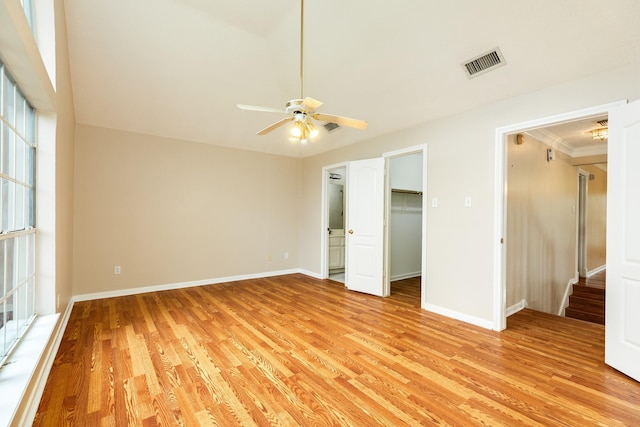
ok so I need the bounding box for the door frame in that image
[321,162,348,279]
[383,145,428,306]
[577,169,589,278]
[493,101,625,331]
[320,144,428,301]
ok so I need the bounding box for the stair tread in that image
[572,285,605,296]
[569,295,605,306]
[565,309,605,325]
[566,304,605,315]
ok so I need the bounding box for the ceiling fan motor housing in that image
[286,99,308,114]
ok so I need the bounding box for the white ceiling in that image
[63,0,640,158]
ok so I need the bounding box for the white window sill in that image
[0,314,59,427]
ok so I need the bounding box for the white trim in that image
[493,100,626,331]
[493,125,508,331]
[382,146,425,159]
[587,264,606,277]
[558,277,579,316]
[577,168,589,278]
[0,0,55,111]
[382,144,428,309]
[506,299,528,317]
[72,269,301,302]
[390,272,421,282]
[0,313,59,427]
[17,300,75,427]
[298,269,323,279]
[423,303,494,330]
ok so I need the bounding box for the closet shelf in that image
[391,188,423,195]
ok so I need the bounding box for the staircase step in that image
[565,308,604,325]
[568,295,605,313]
[571,285,605,300]
[565,283,606,325]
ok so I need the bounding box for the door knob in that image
[348,229,354,234]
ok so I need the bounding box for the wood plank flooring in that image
[579,269,607,289]
[34,274,640,426]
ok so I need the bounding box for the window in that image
[0,60,37,366]
[21,0,36,32]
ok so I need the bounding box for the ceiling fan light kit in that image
[289,115,318,144]
[237,0,367,143]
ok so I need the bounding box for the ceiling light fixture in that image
[591,128,608,140]
[288,113,318,144]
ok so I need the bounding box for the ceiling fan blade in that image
[257,117,293,135]
[237,104,285,114]
[301,97,323,112]
[312,113,368,130]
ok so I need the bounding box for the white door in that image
[346,158,386,296]
[606,100,640,381]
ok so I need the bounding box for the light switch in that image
[432,197,438,208]
[465,196,472,207]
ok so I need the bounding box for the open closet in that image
[389,153,423,282]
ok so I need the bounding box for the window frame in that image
[0,59,37,367]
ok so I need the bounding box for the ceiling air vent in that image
[462,48,506,79]
[597,119,608,127]
[323,122,340,132]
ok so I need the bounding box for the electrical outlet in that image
[465,196,472,207]
[114,265,121,275]
[284,252,289,259]
[432,197,438,208]
[267,254,272,261]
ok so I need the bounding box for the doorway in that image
[320,144,427,305]
[494,101,623,331]
[325,165,347,283]
[504,129,607,317]
[578,170,588,278]
[386,150,425,302]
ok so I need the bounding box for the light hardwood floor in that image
[34,274,640,426]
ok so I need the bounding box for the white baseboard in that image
[506,299,528,317]
[298,269,323,279]
[422,303,494,330]
[558,276,579,316]
[73,268,301,302]
[587,265,606,276]
[390,271,421,282]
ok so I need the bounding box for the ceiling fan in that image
[237,0,368,143]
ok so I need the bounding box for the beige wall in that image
[72,125,301,295]
[583,165,607,271]
[506,135,578,314]
[299,63,640,324]
[70,63,639,324]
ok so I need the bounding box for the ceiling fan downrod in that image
[299,0,305,99]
